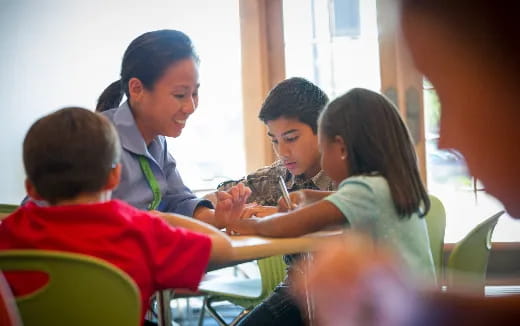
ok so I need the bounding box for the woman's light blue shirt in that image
[101,102,212,216]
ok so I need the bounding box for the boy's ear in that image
[104,164,122,191]
[128,77,144,100]
[334,135,347,159]
[25,179,43,200]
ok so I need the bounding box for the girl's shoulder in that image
[336,175,394,207]
[339,174,389,191]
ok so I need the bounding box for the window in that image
[331,0,361,38]
[282,0,380,97]
[0,0,245,202]
[282,0,520,243]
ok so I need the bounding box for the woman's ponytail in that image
[96,80,123,112]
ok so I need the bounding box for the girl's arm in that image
[240,205,278,218]
[156,212,233,263]
[228,199,346,237]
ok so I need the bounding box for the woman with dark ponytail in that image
[98,29,250,228]
[96,80,124,113]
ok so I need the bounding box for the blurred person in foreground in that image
[292,1,520,325]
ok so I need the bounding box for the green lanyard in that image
[138,156,162,210]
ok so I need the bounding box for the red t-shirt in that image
[0,200,212,321]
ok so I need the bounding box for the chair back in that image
[424,195,446,282]
[257,255,286,299]
[0,250,141,326]
[0,204,18,220]
[446,211,504,294]
[208,255,287,310]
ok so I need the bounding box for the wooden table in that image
[156,229,344,326]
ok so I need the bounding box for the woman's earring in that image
[341,155,346,160]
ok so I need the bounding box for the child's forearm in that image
[238,201,345,237]
[207,233,233,264]
[157,212,233,263]
[193,206,222,228]
[158,211,219,234]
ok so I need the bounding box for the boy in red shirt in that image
[0,107,232,323]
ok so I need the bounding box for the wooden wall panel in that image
[239,0,286,173]
[376,0,427,185]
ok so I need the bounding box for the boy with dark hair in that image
[214,77,335,209]
[258,77,326,133]
[209,77,336,326]
[0,107,232,323]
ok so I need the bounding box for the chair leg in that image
[204,297,229,326]
[157,290,173,326]
[186,297,191,322]
[197,296,207,326]
[228,308,250,326]
[145,296,157,321]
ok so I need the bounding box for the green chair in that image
[198,255,287,326]
[0,204,18,220]
[424,194,446,284]
[446,211,504,295]
[0,250,141,326]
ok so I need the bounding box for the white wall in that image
[0,0,245,204]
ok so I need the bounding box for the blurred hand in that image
[292,232,418,326]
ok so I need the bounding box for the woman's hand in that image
[214,183,252,230]
[227,183,251,204]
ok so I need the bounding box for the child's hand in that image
[278,189,333,212]
[240,204,278,218]
[277,190,306,212]
[226,216,261,236]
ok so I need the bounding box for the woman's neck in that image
[128,100,155,145]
